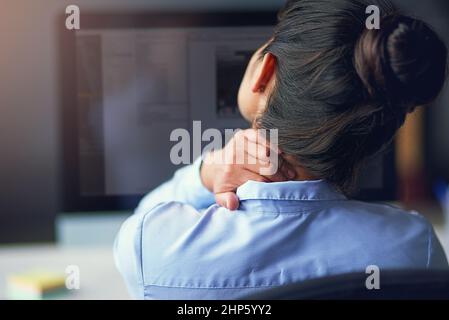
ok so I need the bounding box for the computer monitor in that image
[60,12,397,212]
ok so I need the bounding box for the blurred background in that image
[0,0,448,299]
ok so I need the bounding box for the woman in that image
[115,0,448,299]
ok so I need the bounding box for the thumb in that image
[215,192,240,211]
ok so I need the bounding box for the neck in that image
[293,168,318,181]
[282,155,318,181]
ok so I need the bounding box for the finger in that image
[213,168,269,195]
[245,141,270,165]
[244,129,281,156]
[232,137,271,166]
[242,152,281,181]
[241,151,290,182]
[261,157,297,182]
[215,192,240,211]
[244,129,268,144]
[244,130,270,157]
[231,130,278,166]
[239,165,283,184]
[215,168,272,209]
[241,169,272,183]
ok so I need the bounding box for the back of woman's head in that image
[258,0,448,193]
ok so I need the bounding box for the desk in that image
[0,245,129,300]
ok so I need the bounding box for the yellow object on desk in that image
[6,270,68,300]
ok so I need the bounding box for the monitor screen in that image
[61,12,396,212]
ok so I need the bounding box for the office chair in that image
[245,270,449,300]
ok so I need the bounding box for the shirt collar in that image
[236,180,347,202]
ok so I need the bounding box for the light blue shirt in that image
[114,158,448,299]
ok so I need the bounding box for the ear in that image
[251,52,276,93]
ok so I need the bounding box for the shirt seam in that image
[143,282,287,290]
[139,212,145,299]
[239,197,347,201]
[235,209,323,215]
[412,212,432,269]
[139,204,169,299]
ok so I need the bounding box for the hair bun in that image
[354,14,447,112]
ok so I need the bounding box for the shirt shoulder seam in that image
[426,220,432,268]
[137,202,172,299]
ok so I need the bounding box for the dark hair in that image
[257,0,448,193]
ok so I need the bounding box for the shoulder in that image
[343,201,430,232]
[114,201,219,296]
[117,201,259,288]
[139,201,212,248]
[118,201,214,253]
[336,200,431,240]
[335,201,447,269]
[116,200,227,262]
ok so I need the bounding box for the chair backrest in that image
[245,270,449,300]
